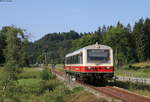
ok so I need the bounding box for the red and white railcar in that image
[64,43,114,81]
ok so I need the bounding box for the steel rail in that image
[52,70,150,102]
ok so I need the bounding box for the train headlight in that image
[106,67,111,69]
[87,67,92,69]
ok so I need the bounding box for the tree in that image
[4,26,28,70]
[0,27,7,65]
[133,19,147,61]
[126,24,132,33]
[102,25,131,67]
[101,25,107,34]
[143,18,150,60]
[71,32,102,51]
[28,31,81,64]
[0,26,29,101]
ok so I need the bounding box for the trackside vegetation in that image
[0,68,70,101]
[0,68,107,102]
[116,61,150,78]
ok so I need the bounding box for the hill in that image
[28,30,81,64]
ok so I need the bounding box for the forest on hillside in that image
[0,18,150,67]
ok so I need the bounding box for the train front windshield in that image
[87,49,109,63]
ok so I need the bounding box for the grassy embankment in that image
[114,61,150,97]
[0,67,110,102]
[115,61,150,78]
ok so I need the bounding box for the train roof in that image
[66,43,112,57]
[84,43,112,49]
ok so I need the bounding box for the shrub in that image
[40,69,56,80]
[18,79,42,95]
[40,83,69,102]
[40,80,61,92]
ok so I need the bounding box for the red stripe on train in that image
[64,66,114,73]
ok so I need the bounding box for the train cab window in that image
[87,49,109,63]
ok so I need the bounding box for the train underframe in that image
[65,71,114,84]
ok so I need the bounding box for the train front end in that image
[65,43,114,82]
[83,44,114,79]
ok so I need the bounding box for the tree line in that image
[0,18,150,67]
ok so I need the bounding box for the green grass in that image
[132,61,150,67]
[18,78,41,86]
[52,64,64,72]
[0,68,7,80]
[55,67,65,72]
[17,68,42,79]
[132,89,150,97]
[115,64,150,78]
[115,67,150,78]
[72,87,84,93]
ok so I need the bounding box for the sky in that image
[0,0,150,41]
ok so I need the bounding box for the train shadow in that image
[84,81,108,87]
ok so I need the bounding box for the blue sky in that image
[0,0,150,41]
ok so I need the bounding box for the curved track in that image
[52,70,150,102]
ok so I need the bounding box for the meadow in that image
[115,61,150,78]
[0,67,107,102]
[0,67,71,102]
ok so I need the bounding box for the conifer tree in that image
[133,19,146,61]
[0,28,7,64]
[143,18,150,60]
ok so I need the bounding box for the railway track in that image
[52,70,150,102]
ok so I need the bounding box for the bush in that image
[40,69,56,80]
[17,79,42,95]
[44,85,68,102]
[40,80,61,92]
